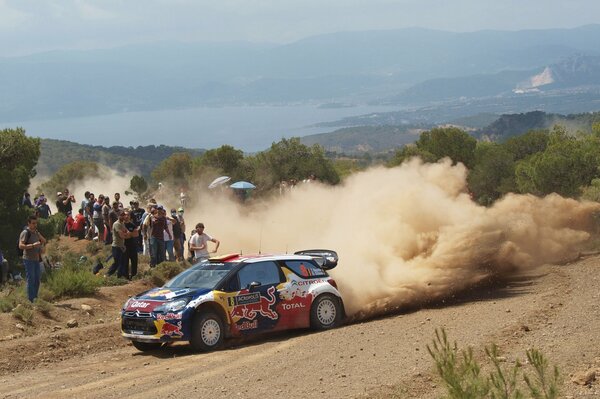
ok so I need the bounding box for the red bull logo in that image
[230,286,278,322]
[160,321,183,336]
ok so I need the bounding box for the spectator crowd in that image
[15,188,220,302]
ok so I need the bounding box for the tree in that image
[514,130,600,197]
[0,127,40,260]
[38,161,100,196]
[503,129,549,161]
[251,138,340,188]
[387,144,436,167]
[196,145,244,176]
[414,127,477,168]
[467,142,516,204]
[130,175,148,199]
[151,152,194,186]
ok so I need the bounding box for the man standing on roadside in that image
[106,210,131,278]
[145,206,171,267]
[189,223,220,263]
[93,194,104,241]
[123,211,140,280]
[19,215,46,302]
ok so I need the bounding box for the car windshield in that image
[164,262,235,289]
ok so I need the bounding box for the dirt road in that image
[2,256,600,398]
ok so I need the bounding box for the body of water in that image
[0,104,400,151]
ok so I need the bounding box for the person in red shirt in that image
[71,209,86,240]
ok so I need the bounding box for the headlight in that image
[155,298,190,313]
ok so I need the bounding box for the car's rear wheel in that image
[310,294,342,330]
[131,340,162,352]
[190,312,224,352]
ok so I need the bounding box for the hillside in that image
[300,125,427,154]
[476,110,600,141]
[389,54,600,104]
[38,139,205,177]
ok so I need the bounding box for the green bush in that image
[12,302,34,324]
[37,286,56,302]
[0,287,28,313]
[44,256,102,298]
[428,328,560,399]
[34,298,53,317]
[150,262,185,286]
[102,275,129,287]
[37,213,64,240]
[86,241,103,255]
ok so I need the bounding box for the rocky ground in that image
[0,250,599,398]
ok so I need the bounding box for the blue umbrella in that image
[230,181,256,190]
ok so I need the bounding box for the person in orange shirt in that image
[71,209,87,240]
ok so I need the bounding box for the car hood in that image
[124,287,211,312]
[136,287,211,301]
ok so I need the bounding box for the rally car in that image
[121,250,344,352]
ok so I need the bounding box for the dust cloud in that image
[181,158,599,316]
[52,159,600,317]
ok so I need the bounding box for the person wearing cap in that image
[189,223,220,263]
[144,205,171,267]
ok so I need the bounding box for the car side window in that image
[237,261,281,289]
[284,260,326,278]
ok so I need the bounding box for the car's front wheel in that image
[190,312,224,352]
[310,294,342,330]
[131,340,162,352]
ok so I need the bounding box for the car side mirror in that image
[247,281,261,291]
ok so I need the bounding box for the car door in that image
[275,260,326,329]
[225,261,283,335]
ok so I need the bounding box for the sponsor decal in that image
[294,278,326,286]
[228,292,260,307]
[230,286,278,321]
[130,301,151,308]
[237,320,258,330]
[160,321,183,337]
[147,289,176,299]
[156,312,183,320]
[282,303,305,310]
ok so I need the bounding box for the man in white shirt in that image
[189,223,220,262]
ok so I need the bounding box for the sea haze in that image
[0,104,400,152]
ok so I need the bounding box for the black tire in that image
[310,294,342,330]
[131,340,162,352]
[190,312,224,352]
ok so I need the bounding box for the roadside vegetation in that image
[428,328,560,399]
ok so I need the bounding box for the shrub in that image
[37,213,65,240]
[37,286,56,302]
[0,287,28,313]
[150,262,184,286]
[44,256,102,298]
[12,302,34,324]
[102,275,129,287]
[34,298,53,317]
[86,241,103,255]
[428,328,560,399]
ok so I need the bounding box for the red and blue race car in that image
[121,250,344,351]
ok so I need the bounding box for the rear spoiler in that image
[294,249,338,270]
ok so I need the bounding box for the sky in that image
[1,0,599,56]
